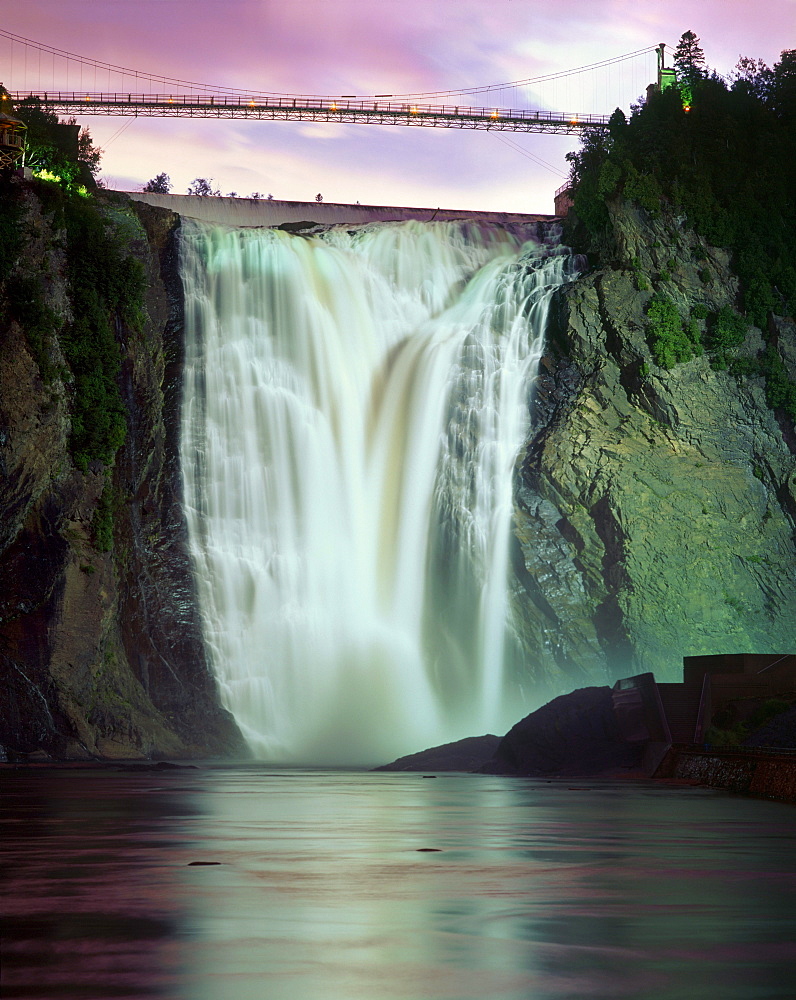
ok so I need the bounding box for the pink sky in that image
[3,0,793,212]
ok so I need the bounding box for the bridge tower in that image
[656,43,678,92]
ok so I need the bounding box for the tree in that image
[187,177,220,197]
[674,30,707,97]
[730,56,773,101]
[770,49,796,125]
[74,122,102,177]
[143,172,171,193]
[565,35,796,330]
[13,98,101,186]
[315,192,323,202]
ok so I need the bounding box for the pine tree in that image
[673,30,707,92]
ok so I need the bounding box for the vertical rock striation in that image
[0,185,244,760]
[512,200,796,693]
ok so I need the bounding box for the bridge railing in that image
[9,91,610,125]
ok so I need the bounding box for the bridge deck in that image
[9,92,609,134]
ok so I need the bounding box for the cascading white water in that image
[180,218,579,764]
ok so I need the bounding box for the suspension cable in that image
[0,28,658,103]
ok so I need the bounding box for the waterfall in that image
[179,218,579,764]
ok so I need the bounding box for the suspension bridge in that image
[3,91,612,135]
[1,28,666,136]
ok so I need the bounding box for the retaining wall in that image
[125,192,553,228]
[656,748,796,803]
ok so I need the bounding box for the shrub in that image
[597,158,622,199]
[707,305,748,353]
[0,186,24,283]
[6,273,60,382]
[685,317,703,352]
[705,723,747,747]
[743,272,777,328]
[646,294,694,368]
[759,345,796,419]
[747,698,790,730]
[623,165,663,217]
[61,197,145,468]
[92,482,116,551]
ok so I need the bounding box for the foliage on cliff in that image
[9,92,102,191]
[0,178,145,472]
[564,35,796,418]
[566,39,796,328]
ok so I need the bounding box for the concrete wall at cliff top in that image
[126,192,552,228]
[510,199,796,696]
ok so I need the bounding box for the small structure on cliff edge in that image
[553,181,574,217]
[613,654,796,747]
[0,110,26,173]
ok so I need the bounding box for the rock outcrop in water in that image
[376,687,644,777]
[510,199,796,695]
[481,686,644,777]
[373,735,502,772]
[0,183,244,760]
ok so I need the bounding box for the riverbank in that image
[654,745,796,804]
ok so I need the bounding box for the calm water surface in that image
[2,767,795,1000]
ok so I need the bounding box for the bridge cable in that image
[491,133,568,178]
[1,28,658,105]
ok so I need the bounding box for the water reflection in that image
[2,768,795,999]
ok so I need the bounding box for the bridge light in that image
[168,96,174,103]
[410,106,418,114]
[249,101,256,107]
[330,102,338,110]
[491,110,499,119]
[570,116,578,124]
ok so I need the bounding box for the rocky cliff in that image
[2,184,794,761]
[512,199,796,695]
[0,181,244,760]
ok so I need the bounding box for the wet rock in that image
[481,686,644,777]
[0,186,244,761]
[511,198,796,692]
[373,735,501,772]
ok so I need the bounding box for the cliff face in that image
[0,183,244,760]
[3,186,794,759]
[512,200,796,693]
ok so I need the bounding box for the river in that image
[2,767,795,999]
